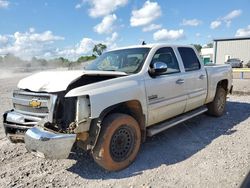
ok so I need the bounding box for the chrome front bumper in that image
[25,127,76,159]
[6,110,41,125]
[4,111,76,159]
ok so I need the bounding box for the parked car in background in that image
[225,58,243,68]
[246,60,250,68]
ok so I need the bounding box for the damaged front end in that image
[3,90,57,142]
[3,89,98,159]
[3,70,125,159]
[24,95,100,159]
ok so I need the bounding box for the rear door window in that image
[178,47,201,71]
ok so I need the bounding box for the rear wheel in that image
[207,87,227,117]
[92,113,141,171]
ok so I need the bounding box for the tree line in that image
[0,43,107,68]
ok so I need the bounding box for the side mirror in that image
[150,61,168,76]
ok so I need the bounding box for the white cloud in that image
[57,32,119,60]
[75,4,81,9]
[210,9,242,29]
[75,3,82,9]
[130,1,161,27]
[29,27,35,33]
[86,0,128,18]
[0,28,120,60]
[21,31,64,43]
[181,19,202,26]
[195,33,201,37]
[0,35,8,45]
[106,32,118,42]
[210,20,221,29]
[153,29,185,41]
[0,29,64,60]
[94,14,117,34]
[142,24,162,32]
[223,9,242,21]
[0,0,9,8]
[75,38,96,54]
[222,10,242,27]
[223,9,242,27]
[235,25,250,37]
[75,0,86,9]
[105,32,119,49]
[57,38,96,59]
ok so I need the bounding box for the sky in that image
[0,0,250,60]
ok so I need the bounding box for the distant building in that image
[200,47,213,64]
[214,37,250,64]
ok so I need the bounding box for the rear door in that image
[177,47,207,112]
[145,47,187,126]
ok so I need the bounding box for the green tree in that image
[93,43,107,56]
[207,43,213,48]
[51,57,70,67]
[38,58,48,67]
[192,44,202,53]
[4,53,25,66]
[77,55,96,63]
[58,57,70,65]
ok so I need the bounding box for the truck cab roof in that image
[107,43,194,52]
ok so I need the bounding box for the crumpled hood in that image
[18,70,127,92]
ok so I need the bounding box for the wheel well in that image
[217,79,228,92]
[100,100,146,142]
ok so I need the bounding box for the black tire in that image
[92,113,141,171]
[207,87,227,117]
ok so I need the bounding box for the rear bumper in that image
[25,127,76,159]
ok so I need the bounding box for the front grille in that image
[14,104,49,114]
[13,93,49,101]
[12,90,51,117]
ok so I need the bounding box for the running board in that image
[147,106,208,137]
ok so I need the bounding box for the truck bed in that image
[205,64,232,104]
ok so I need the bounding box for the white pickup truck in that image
[3,44,233,171]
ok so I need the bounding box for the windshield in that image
[85,48,150,74]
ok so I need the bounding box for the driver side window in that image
[151,47,180,74]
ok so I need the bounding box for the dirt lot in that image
[0,73,250,188]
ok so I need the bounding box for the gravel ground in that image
[0,73,250,188]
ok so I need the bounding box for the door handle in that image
[176,79,185,84]
[199,74,206,79]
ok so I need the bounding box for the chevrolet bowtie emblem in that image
[29,99,41,108]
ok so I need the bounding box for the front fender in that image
[65,76,147,121]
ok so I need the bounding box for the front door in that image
[145,47,187,126]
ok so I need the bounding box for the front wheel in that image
[206,87,227,117]
[92,113,141,171]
